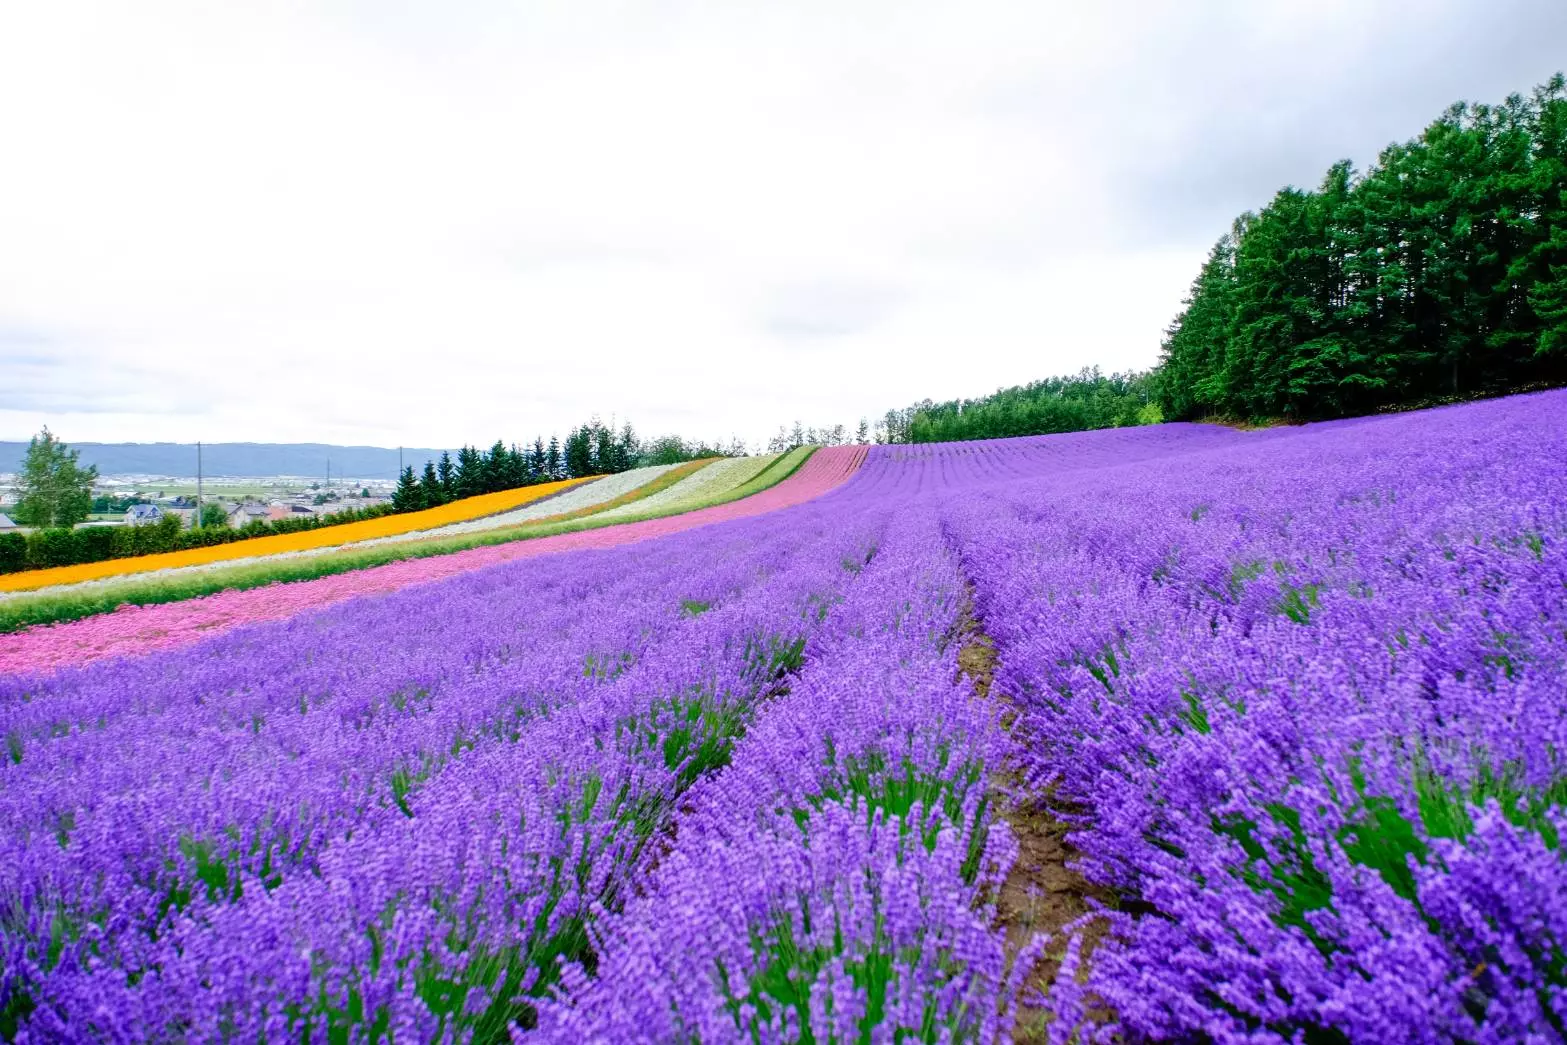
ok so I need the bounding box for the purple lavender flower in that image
[4,390,1565,1042]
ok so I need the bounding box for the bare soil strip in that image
[953,604,1114,1044]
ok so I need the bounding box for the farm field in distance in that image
[0,390,1562,1041]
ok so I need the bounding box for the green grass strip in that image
[0,448,820,636]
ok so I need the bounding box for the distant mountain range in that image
[0,442,453,480]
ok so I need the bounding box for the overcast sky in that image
[2,1,1563,449]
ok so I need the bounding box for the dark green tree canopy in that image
[877,369,1159,445]
[392,466,426,512]
[418,462,442,508]
[385,416,740,512]
[1157,73,1567,422]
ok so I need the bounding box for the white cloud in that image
[0,0,1560,447]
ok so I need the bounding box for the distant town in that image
[0,473,398,534]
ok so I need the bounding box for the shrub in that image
[0,533,26,573]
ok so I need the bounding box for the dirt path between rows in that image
[953,605,1114,1043]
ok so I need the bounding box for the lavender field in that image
[2,391,1565,1043]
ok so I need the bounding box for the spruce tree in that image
[450,446,480,499]
[545,436,562,480]
[492,440,512,491]
[437,452,456,501]
[616,423,638,472]
[593,422,615,474]
[529,437,546,482]
[421,461,445,506]
[392,466,425,512]
[564,427,593,478]
[1534,249,1567,357]
[505,443,527,488]
[1526,76,1567,359]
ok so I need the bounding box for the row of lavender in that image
[540,510,1032,1040]
[0,452,1038,1040]
[937,391,1567,1041]
[0,497,872,1038]
[3,392,1562,1041]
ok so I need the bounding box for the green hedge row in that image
[0,502,400,576]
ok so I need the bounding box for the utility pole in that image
[196,441,203,529]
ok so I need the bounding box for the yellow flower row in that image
[0,478,591,593]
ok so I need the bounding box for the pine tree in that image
[1534,257,1567,357]
[391,466,425,511]
[591,422,614,474]
[505,443,527,488]
[530,437,547,482]
[564,427,594,478]
[1281,161,1372,416]
[473,441,503,494]
[1158,236,1238,419]
[1341,146,1421,404]
[616,423,638,472]
[1526,76,1567,360]
[450,446,481,499]
[545,436,562,480]
[421,461,445,506]
[437,452,456,501]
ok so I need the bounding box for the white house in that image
[125,504,164,526]
[0,513,16,531]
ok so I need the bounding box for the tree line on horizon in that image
[1156,72,1567,421]
[870,72,1566,442]
[879,369,1160,444]
[391,419,750,511]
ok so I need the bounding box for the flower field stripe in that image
[510,457,715,525]
[591,453,781,521]
[0,452,816,639]
[0,474,884,1039]
[407,461,693,536]
[713,442,815,501]
[0,446,865,673]
[0,451,816,636]
[3,394,1565,1040]
[252,459,713,566]
[540,509,1036,1040]
[0,460,705,617]
[0,478,590,594]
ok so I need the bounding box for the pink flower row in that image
[0,447,867,676]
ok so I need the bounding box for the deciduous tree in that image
[14,428,97,528]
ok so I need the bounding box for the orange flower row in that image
[0,478,591,593]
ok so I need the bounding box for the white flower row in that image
[408,464,680,539]
[593,454,780,521]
